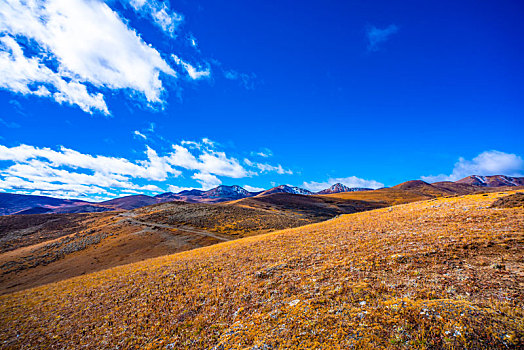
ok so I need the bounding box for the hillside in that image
[228,192,386,220]
[0,200,316,294]
[1,191,522,349]
[391,180,455,197]
[0,193,93,216]
[319,187,433,206]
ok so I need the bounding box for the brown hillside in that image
[319,187,432,206]
[0,201,315,294]
[1,191,522,349]
[391,180,454,197]
[226,192,386,221]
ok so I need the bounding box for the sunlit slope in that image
[0,201,312,295]
[320,187,432,205]
[1,191,523,349]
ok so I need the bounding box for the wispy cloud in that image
[422,150,524,182]
[303,176,384,192]
[0,0,208,115]
[244,159,292,175]
[172,55,210,80]
[223,69,256,90]
[251,148,273,158]
[0,117,20,129]
[118,0,183,38]
[366,24,399,52]
[133,130,147,140]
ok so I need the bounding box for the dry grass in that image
[320,188,432,206]
[133,200,314,237]
[0,191,523,349]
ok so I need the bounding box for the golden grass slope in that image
[0,191,523,349]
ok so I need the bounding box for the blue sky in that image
[0,0,523,200]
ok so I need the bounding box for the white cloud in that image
[192,172,221,190]
[303,176,384,192]
[0,36,109,114]
[367,24,399,52]
[167,184,192,193]
[421,150,524,182]
[0,0,207,114]
[168,145,251,178]
[172,54,210,80]
[243,185,265,192]
[0,138,289,199]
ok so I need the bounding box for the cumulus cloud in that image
[0,144,175,199]
[0,0,209,114]
[303,176,384,192]
[366,24,399,52]
[167,184,192,193]
[0,138,292,199]
[421,150,524,183]
[191,172,221,189]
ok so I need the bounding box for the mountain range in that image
[0,175,522,216]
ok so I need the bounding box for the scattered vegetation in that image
[491,192,524,208]
[0,191,522,349]
[228,193,385,221]
[133,200,314,237]
[0,212,115,253]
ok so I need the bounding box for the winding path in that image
[119,216,233,242]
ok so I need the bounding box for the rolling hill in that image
[0,192,94,216]
[0,191,522,348]
[228,192,386,221]
[0,197,344,295]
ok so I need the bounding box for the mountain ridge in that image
[1,175,523,216]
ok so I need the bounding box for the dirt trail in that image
[119,216,233,242]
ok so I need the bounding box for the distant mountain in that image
[202,185,252,199]
[455,175,524,187]
[317,183,372,194]
[100,195,165,210]
[2,175,523,216]
[391,180,455,197]
[0,193,92,216]
[155,185,259,204]
[258,185,313,196]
